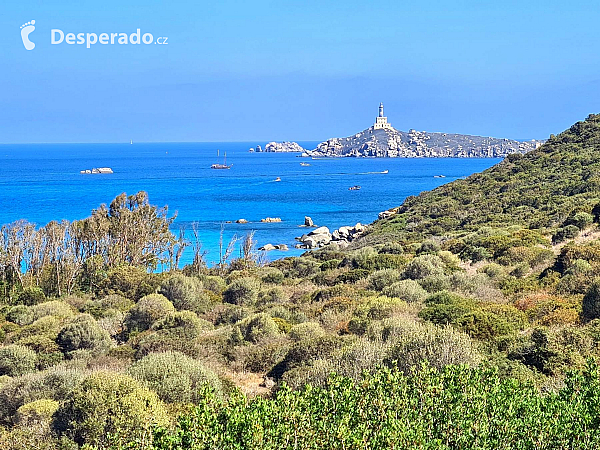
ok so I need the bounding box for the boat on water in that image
[300,163,310,166]
[130,139,133,145]
[274,177,281,182]
[211,150,232,169]
[434,175,446,178]
[349,185,361,191]
[381,170,389,174]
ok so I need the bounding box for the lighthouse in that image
[374,102,392,130]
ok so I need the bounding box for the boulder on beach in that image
[308,226,330,236]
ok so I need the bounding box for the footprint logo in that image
[20,20,36,50]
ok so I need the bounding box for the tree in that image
[583,279,600,321]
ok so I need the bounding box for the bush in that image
[367,269,401,291]
[418,291,474,325]
[125,294,175,332]
[567,212,594,230]
[152,310,212,337]
[15,398,59,425]
[335,269,370,284]
[383,280,427,302]
[98,294,134,313]
[232,313,280,344]
[553,225,580,244]
[100,264,160,301]
[199,275,226,293]
[56,314,111,355]
[0,366,83,422]
[128,351,222,404]
[159,274,213,314]
[385,321,480,372]
[261,269,285,284]
[583,279,600,321]
[258,287,288,304]
[288,322,326,342]
[6,305,34,326]
[379,242,404,254]
[17,287,46,306]
[31,301,74,321]
[403,255,446,280]
[54,371,170,447]
[0,345,37,376]
[224,277,260,306]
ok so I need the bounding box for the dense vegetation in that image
[4,115,600,448]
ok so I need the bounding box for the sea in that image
[0,143,500,267]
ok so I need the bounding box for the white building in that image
[373,102,393,130]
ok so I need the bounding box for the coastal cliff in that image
[307,126,543,158]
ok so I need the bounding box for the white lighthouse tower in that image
[373,102,392,130]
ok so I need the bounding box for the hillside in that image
[364,113,600,249]
[307,126,542,158]
[5,116,600,448]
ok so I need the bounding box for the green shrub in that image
[403,254,446,280]
[17,287,46,306]
[0,366,83,422]
[125,294,175,332]
[385,321,480,372]
[379,242,404,254]
[232,313,280,344]
[383,279,427,302]
[418,291,475,325]
[152,310,212,337]
[261,269,285,284]
[54,371,170,447]
[320,260,341,271]
[367,269,401,291]
[31,301,74,321]
[0,345,37,376]
[567,212,594,230]
[159,274,213,314]
[100,264,160,301]
[56,314,111,355]
[417,240,441,255]
[288,322,326,342]
[6,305,34,326]
[98,294,134,313]
[15,398,59,425]
[583,279,600,321]
[553,225,580,244]
[224,277,260,306]
[129,351,222,404]
[258,287,288,304]
[335,269,370,284]
[199,275,227,293]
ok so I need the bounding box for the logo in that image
[20,20,36,50]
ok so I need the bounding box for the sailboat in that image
[130,139,133,145]
[211,150,232,169]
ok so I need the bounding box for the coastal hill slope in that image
[307,126,542,158]
[361,113,600,248]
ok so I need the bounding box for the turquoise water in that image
[0,143,500,265]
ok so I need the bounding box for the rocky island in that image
[259,104,543,158]
[306,103,543,158]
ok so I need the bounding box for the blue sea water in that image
[0,143,500,266]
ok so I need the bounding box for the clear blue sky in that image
[2,0,599,143]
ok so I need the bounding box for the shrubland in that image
[4,116,600,447]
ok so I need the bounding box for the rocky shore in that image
[295,223,367,249]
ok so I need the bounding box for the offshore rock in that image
[260,142,306,153]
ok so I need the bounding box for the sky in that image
[1,0,600,143]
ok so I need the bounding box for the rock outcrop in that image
[259,142,306,153]
[261,217,282,223]
[306,127,543,158]
[295,223,367,249]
